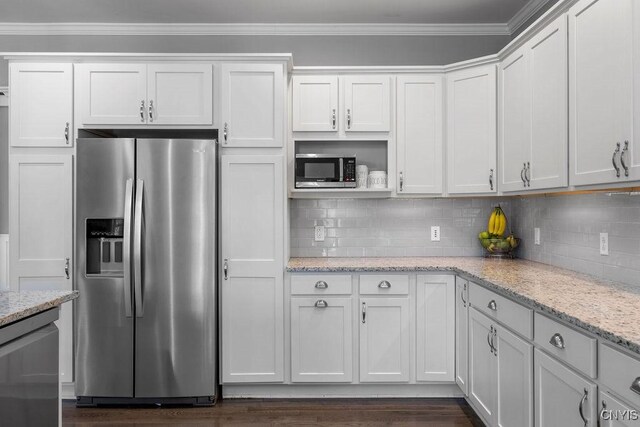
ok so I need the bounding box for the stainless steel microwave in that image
[295,154,357,188]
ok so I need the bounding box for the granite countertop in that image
[0,290,79,327]
[287,257,640,355]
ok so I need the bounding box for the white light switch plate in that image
[600,232,609,256]
[314,226,325,242]
[431,226,440,242]
[534,228,541,245]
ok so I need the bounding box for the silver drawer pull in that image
[378,280,391,289]
[314,280,328,289]
[487,300,497,311]
[578,388,588,427]
[314,300,328,308]
[631,377,640,396]
[549,333,565,349]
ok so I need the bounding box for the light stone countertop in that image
[287,257,640,355]
[0,290,79,327]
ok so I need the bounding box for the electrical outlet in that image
[600,232,609,256]
[431,226,440,242]
[314,226,325,242]
[534,228,541,245]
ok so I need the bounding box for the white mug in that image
[367,171,387,189]
[356,165,369,188]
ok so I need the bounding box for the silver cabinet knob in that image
[331,109,336,129]
[399,172,404,192]
[140,100,145,122]
[64,122,70,144]
[223,122,229,143]
[630,377,640,395]
[578,388,588,427]
[378,280,391,289]
[549,333,565,349]
[346,109,351,129]
[223,259,229,280]
[314,299,328,308]
[65,257,70,280]
[613,142,621,178]
[489,169,494,191]
[487,300,497,311]
[521,163,527,187]
[314,280,328,289]
[525,162,531,187]
[361,302,366,324]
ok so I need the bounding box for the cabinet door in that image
[76,64,147,125]
[496,326,533,427]
[600,390,640,427]
[147,64,213,125]
[499,48,531,192]
[292,75,338,132]
[535,349,598,427]
[9,155,73,382]
[469,307,497,425]
[360,297,410,382]
[396,75,443,194]
[447,65,497,194]
[528,15,569,191]
[9,63,73,147]
[569,0,635,185]
[221,155,284,383]
[344,75,391,132]
[290,297,352,383]
[416,274,454,382]
[455,277,469,395]
[220,63,284,147]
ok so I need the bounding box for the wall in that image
[0,33,512,86]
[290,198,513,257]
[0,107,7,233]
[512,193,640,288]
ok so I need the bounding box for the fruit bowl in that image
[479,236,520,258]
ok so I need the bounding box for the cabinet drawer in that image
[359,275,409,295]
[600,343,640,408]
[291,274,352,295]
[534,313,597,378]
[468,282,533,339]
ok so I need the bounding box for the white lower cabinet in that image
[534,348,598,427]
[455,277,469,395]
[599,390,640,427]
[469,307,533,427]
[359,297,410,383]
[290,297,352,383]
[416,274,455,382]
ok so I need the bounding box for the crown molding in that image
[508,0,552,34]
[0,22,511,37]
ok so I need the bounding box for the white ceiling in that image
[0,0,550,35]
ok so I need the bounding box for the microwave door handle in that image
[339,158,344,182]
[123,179,134,318]
[133,179,144,318]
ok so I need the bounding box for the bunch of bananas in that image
[487,206,507,237]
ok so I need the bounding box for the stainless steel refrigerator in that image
[75,137,216,405]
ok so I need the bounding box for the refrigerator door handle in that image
[123,178,134,318]
[134,179,144,317]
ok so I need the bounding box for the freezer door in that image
[75,138,135,397]
[134,139,216,398]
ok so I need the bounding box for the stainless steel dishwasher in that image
[0,309,59,426]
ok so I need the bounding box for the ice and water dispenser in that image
[86,218,125,276]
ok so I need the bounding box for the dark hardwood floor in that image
[63,398,484,426]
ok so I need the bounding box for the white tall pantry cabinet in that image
[8,63,75,384]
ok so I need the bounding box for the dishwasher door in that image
[0,323,59,426]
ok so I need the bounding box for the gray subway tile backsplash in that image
[290,192,640,288]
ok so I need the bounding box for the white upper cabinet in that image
[220,63,284,147]
[499,48,531,192]
[446,64,497,194]
[76,63,213,126]
[569,0,638,185]
[76,64,147,125]
[500,13,569,193]
[528,15,569,190]
[292,75,338,132]
[10,63,73,147]
[344,76,391,132]
[416,275,455,382]
[146,64,213,125]
[396,74,443,195]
